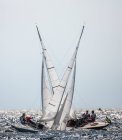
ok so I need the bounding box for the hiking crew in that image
[20,113,26,124]
[75,110,90,127]
[88,110,96,122]
[75,110,96,127]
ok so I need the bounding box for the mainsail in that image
[41,56,52,115]
[36,26,61,127]
[40,44,79,122]
[52,61,76,130]
[36,26,60,95]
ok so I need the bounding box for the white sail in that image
[41,56,52,114]
[36,26,61,127]
[37,25,84,125]
[52,61,76,130]
[36,26,60,95]
[40,48,78,122]
[52,93,68,130]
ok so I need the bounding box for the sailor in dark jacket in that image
[88,110,96,122]
[20,113,26,124]
[82,110,90,120]
[75,110,90,127]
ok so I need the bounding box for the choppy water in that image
[0,109,122,140]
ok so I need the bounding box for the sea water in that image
[0,109,122,140]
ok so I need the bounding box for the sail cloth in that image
[41,56,52,115]
[52,61,76,130]
[39,26,84,123]
[52,93,68,130]
[36,25,84,125]
[40,46,79,122]
[36,26,61,126]
[36,26,60,95]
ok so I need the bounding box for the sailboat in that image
[36,26,110,130]
[11,25,110,132]
[36,25,85,130]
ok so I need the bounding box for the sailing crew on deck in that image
[82,110,90,121]
[75,110,90,127]
[20,113,33,124]
[20,113,44,129]
[88,110,96,122]
[20,113,26,124]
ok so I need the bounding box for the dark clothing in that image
[75,113,90,127]
[26,116,32,122]
[28,120,44,129]
[20,115,32,125]
[20,115,44,129]
[88,113,96,122]
[20,116,26,125]
[82,113,90,120]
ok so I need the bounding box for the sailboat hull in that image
[66,120,110,130]
[81,121,110,129]
[11,124,38,133]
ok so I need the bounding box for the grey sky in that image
[0,0,122,109]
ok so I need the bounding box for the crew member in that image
[20,113,26,124]
[88,110,96,122]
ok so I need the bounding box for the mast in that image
[41,55,44,113]
[76,25,84,51]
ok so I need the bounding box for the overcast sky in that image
[0,0,122,109]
